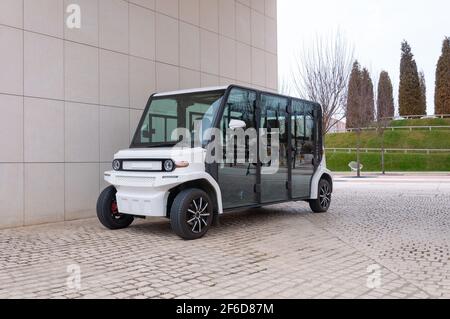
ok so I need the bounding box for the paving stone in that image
[0,179,449,298]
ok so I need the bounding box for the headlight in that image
[163,160,175,172]
[112,160,121,171]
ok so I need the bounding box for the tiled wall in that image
[0,0,278,228]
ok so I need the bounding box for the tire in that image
[170,189,213,240]
[309,179,332,213]
[97,186,134,230]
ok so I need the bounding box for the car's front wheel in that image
[309,179,332,213]
[97,186,134,230]
[170,189,213,240]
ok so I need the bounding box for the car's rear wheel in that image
[97,186,134,229]
[170,189,213,240]
[309,179,332,213]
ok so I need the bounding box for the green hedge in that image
[326,152,450,172]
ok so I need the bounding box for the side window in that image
[292,100,305,139]
[304,106,315,155]
[292,100,316,165]
[221,89,256,132]
[261,94,289,166]
[261,95,288,138]
[220,88,257,161]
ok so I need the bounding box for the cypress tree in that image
[419,71,427,115]
[435,37,450,115]
[361,68,375,126]
[399,41,422,116]
[346,61,362,128]
[377,71,395,121]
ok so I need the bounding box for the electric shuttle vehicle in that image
[97,85,333,240]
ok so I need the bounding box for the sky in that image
[278,0,449,115]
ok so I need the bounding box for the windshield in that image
[131,90,225,147]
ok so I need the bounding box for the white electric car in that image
[97,85,333,240]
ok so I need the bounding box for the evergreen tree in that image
[377,71,395,121]
[419,71,427,115]
[361,68,375,126]
[399,41,422,115]
[346,61,362,128]
[435,37,450,115]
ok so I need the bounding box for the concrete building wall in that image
[0,0,278,228]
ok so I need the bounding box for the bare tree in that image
[286,31,354,134]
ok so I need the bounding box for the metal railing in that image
[329,114,450,133]
[326,148,450,155]
[380,114,450,120]
[341,126,450,133]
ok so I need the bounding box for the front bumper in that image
[115,187,167,217]
[104,171,181,217]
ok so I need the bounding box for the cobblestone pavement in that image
[1,176,449,299]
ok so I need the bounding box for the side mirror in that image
[229,119,246,130]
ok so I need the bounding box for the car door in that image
[291,100,316,199]
[259,94,290,203]
[217,88,259,209]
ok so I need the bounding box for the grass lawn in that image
[326,152,450,172]
[325,118,450,172]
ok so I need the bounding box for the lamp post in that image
[356,128,361,178]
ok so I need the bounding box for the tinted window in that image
[260,94,290,202]
[132,90,225,147]
[218,88,258,209]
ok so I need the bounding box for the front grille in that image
[122,160,162,171]
[115,176,155,185]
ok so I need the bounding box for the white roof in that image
[154,86,228,97]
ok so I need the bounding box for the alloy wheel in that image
[319,183,331,209]
[186,197,210,234]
